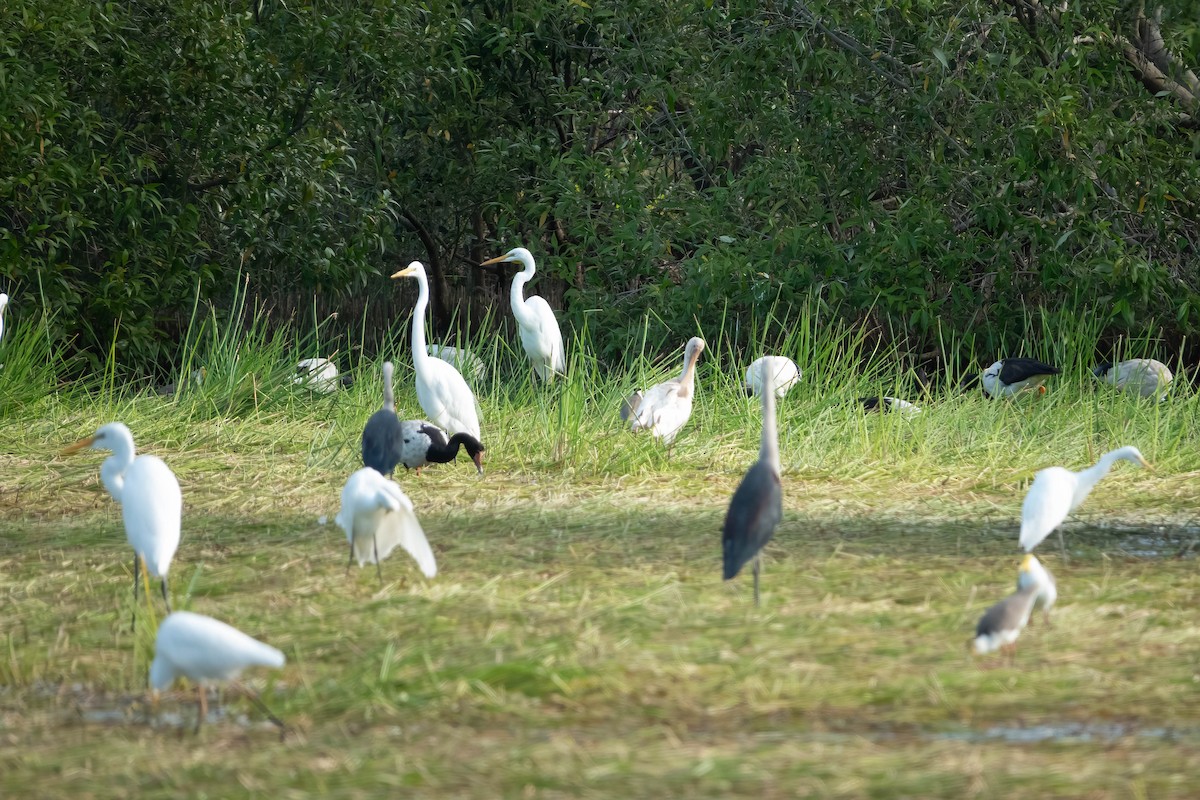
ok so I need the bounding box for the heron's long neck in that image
[381,363,395,412]
[99,445,134,504]
[759,369,780,472]
[1074,450,1124,505]
[509,267,538,328]
[426,433,472,464]
[410,275,431,370]
[679,344,701,387]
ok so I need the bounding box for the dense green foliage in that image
[3,0,1199,373]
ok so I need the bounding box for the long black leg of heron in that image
[130,553,140,632]
[753,557,761,607]
[160,577,172,613]
[236,681,285,739]
[374,533,383,586]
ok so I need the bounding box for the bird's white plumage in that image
[744,356,800,398]
[1095,358,1173,400]
[293,358,341,393]
[627,337,706,445]
[392,262,482,440]
[482,247,565,381]
[0,292,8,345]
[334,467,437,578]
[1019,446,1150,552]
[150,611,285,690]
[980,359,1053,397]
[972,625,1024,655]
[427,345,486,384]
[1017,554,1057,617]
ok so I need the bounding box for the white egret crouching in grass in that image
[622,336,706,445]
[294,357,352,393]
[428,344,486,384]
[151,611,285,734]
[1093,358,1173,401]
[480,247,566,381]
[1019,446,1151,556]
[399,420,485,476]
[744,355,799,398]
[971,577,1040,663]
[722,361,783,606]
[335,467,437,585]
[62,422,181,630]
[968,357,1060,397]
[362,361,404,477]
[391,262,483,441]
[1017,553,1057,626]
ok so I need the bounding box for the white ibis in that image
[428,344,486,384]
[294,358,352,393]
[858,396,922,415]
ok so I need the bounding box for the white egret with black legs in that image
[480,247,566,381]
[335,467,437,585]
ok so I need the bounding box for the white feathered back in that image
[335,468,437,578]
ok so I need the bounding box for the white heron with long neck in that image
[390,262,482,441]
[1019,446,1151,554]
[0,292,8,346]
[480,247,566,381]
[62,422,181,629]
[622,337,706,445]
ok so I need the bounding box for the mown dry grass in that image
[2,370,1200,798]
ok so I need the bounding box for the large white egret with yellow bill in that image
[480,247,566,381]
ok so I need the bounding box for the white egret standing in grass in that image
[1019,446,1151,555]
[1093,359,1173,401]
[391,262,482,441]
[744,355,799,399]
[967,358,1060,397]
[398,420,485,476]
[479,247,566,381]
[335,467,437,585]
[63,422,181,630]
[362,361,404,477]
[1016,553,1057,626]
[622,337,706,445]
[722,360,783,606]
[151,610,285,734]
[970,574,1040,663]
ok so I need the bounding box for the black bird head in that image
[1092,362,1113,378]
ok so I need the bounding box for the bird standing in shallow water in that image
[62,422,181,630]
[362,362,404,477]
[335,467,437,585]
[623,337,706,445]
[151,610,285,734]
[1019,446,1151,556]
[1093,358,1173,401]
[480,247,566,382]
[722,359,783,606]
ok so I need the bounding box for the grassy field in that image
[2,310,1200,798]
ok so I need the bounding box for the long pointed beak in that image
[390,266,417,279]
[1139,457,1153,470]
[479,255,509,267]
[473,452,485,475]
[61,435,96,455]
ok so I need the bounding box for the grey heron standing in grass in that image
[62,423,181,630]
[151,610,285,734]
[971,565,1040,663]
[622,336,706,445]
[1093,358,1173,401]
[480,247,566,382]
[362,362,404,477]
[722,360,783,606]
[335,467,437,585]
[744,355,799,398]
[1016,553,1057,626]
[1019,445,1150,556]
[965,358,1060,397]
[398,420,485,475]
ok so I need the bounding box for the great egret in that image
[859,396,922,415]
[62,422,181,630]
[623,337,706,445]
[335,467,437,585]
[1016,553,1057,626]
[151,610,285,734]
[479,247,566,381]
[390,262,483,441]
[428,344,486,385]
[0,292,8,345]
[294,358,353,393]
[971,578,1039,662]
[1019,446,1151,555]
[744,356,800,398]
[362,361,404,477]
[967,358,1060,397]
[1093,358,1173,401]
[722,360,783,606]
[399,420,485,475]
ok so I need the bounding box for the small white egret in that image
[971,579,1039,663]
[723,360,783,606]
[428,344,486,384]
[294,357,352,393]
[391,262,483,440]
[1016,553,1057,626]
[622,337,706,445]
[151,610,285,734]
[968,358,1060,397]
[398,420,485,475]
[859,396,922,415]
[362,361,404,477]
[1093,359,1173,401]
[744,355,799,399]
[1019,446,1151,555]
[335,467,437,585]
[63,422,181,630]
[480,247,566,381]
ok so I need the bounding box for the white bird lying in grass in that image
[1016,553,1057,626]
[335,467,437,585]
[151,610,286,734]
[744,355,799,399]
[428,344,486,385]
[858,396,922,415]
[1019,446,1151,555]
[294,358,352,393]
[621,336,706,445]
[1093,358,1173,401]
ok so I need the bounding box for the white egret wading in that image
[480,247,566,381]
[63,422,181,630]
[335,467,437,585]
[621,337,706,445]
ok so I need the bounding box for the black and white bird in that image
[294,357,353,393]
[858,396,922,415]
[967,358,1060,397]
[722,360,783,606]
[1093,358,1173,401]
[744,356,800,399]
[398,420,485,476]
[1016,553,1057,626]
[971,576,1040,662]
[362,362,404,477]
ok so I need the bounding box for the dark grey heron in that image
[362,362,404,477]
[722,360,783,606]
